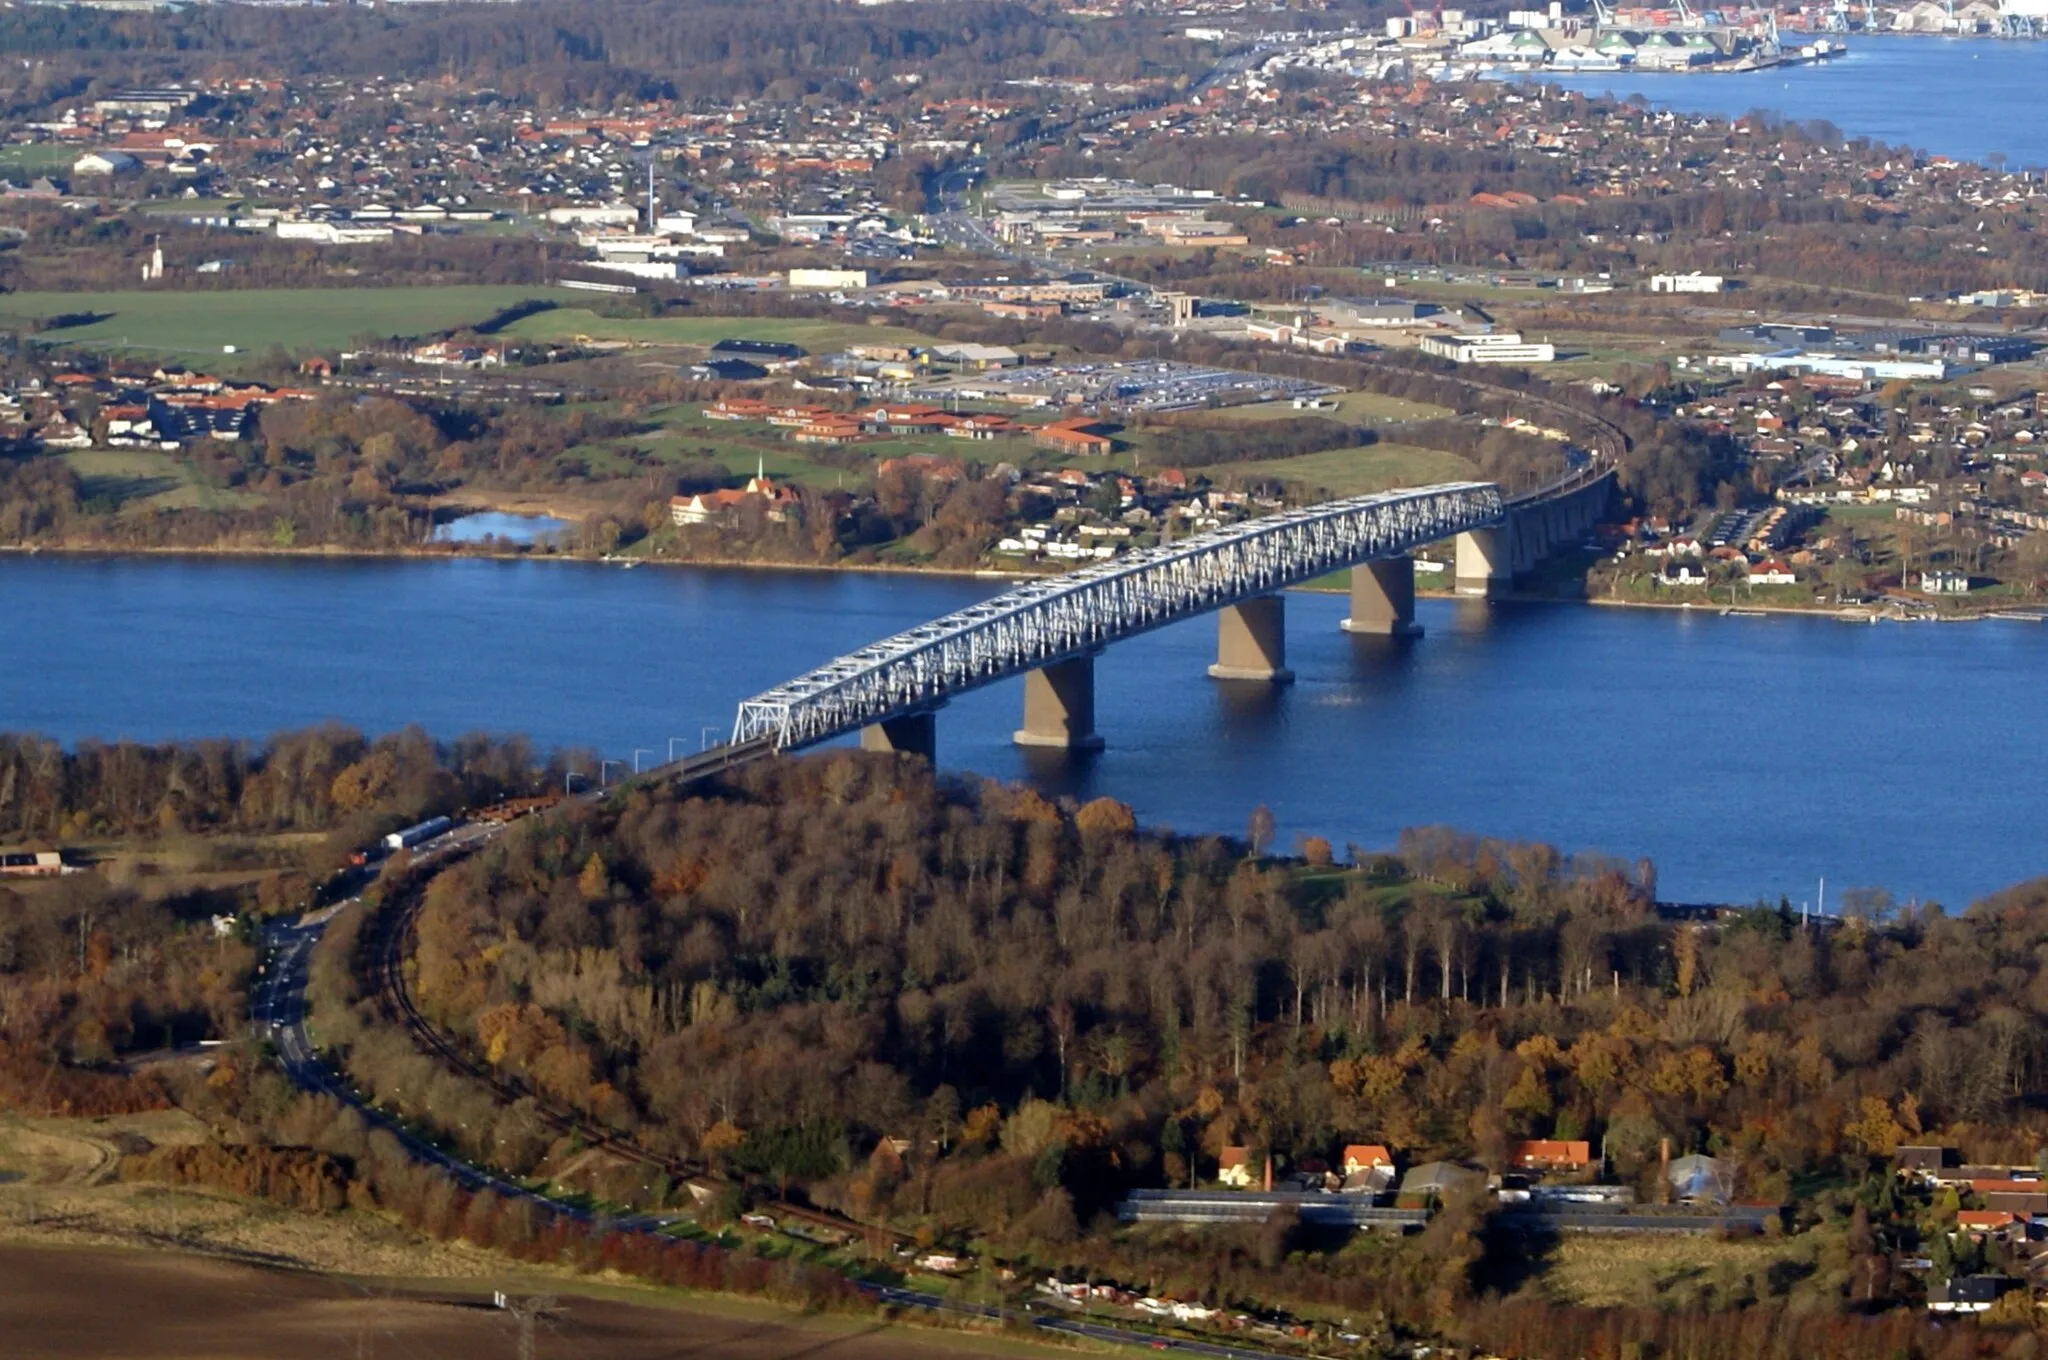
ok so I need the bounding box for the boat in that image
[1723,608,1766,618]
[1990,610,2043,622]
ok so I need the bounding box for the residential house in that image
[1511,1140,1592,1175]
[1920,568,1971,594]
[1927,1275,2010,1314]
[1969,1179,2048,1216]
[1340,1144,1396,1194]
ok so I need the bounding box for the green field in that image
[1199,442,1477,496]
[0,286,588,355]
[63,449,260,512]
[0,144,75,176]
[1189,389,1452,425]
[505,308,931,353]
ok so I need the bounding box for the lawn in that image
[0,285,588,355]
[505,308,931,353]
[1199,442,1479,497]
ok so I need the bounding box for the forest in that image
[0,0,1205,109]
[282,749,2048,1353]
[8,727,2048,1353]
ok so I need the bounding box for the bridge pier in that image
[1014,655,1104,751]
[1208,595,1293,682]
[861,710,937,762]
[1455,527,1510,599]
[1342,558,1422,637]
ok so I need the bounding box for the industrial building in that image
[1420,331,1556,364]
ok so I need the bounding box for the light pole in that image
[701,725,720,751]
[600,759,624,787]
[668,736,689,762]
[631,747,653,773]
[564,771,587,795]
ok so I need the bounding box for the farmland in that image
[504,307,933,354]
[1197,442,1479,497]
[0,286,586,355]
[0,1243,1060,1360]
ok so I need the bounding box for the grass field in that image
[1190,389,1451,425]
[1200,442,1478,497]
[505,308,931,353]
[63,449,262,512]
[0,143,75,176]
[0,286,587,355]
[1532,1233,1818,1311]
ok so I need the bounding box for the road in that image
[253,821,562,1214]
[252,811,1305,1360]
[869,1286,1306,1359]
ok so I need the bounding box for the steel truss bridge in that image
[732,481,1504,751]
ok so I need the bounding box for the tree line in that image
[292,750,2048,1347]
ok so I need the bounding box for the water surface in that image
[5,553,2043,908]
[1532,34,2048,169]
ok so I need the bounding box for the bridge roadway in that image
[733,470,1612,760]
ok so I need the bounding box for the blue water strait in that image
[7,554,2046,908]
[1535,34,2048,170]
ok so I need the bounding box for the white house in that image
[1920,568,1970,594]
[1747,559,1797,585]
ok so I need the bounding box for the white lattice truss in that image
[733,481,1505,750]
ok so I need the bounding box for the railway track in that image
[359,742,902,1246]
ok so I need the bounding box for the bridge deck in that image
[733,481,1504,751]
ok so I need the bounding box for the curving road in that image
[253,818,1306,1360]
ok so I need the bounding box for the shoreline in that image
[8,540,2035,621]
[0,540,1030,584]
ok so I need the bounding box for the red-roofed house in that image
[1217,1146,1253,1189]
[1511,1140,1592,1174]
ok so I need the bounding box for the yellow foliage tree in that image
[577,853,610,901]
[1843,1096,1907,1157]
[1073,797,1137,838]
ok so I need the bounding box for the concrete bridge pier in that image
[1342,558,1423,637]
[1014,654,1105,750]
[1455,527,1510,599]
[1208,595,1293,682]
[861,710,938,762]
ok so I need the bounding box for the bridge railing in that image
[733,481,1503,751]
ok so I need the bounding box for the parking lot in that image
[905,358,1338,413]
